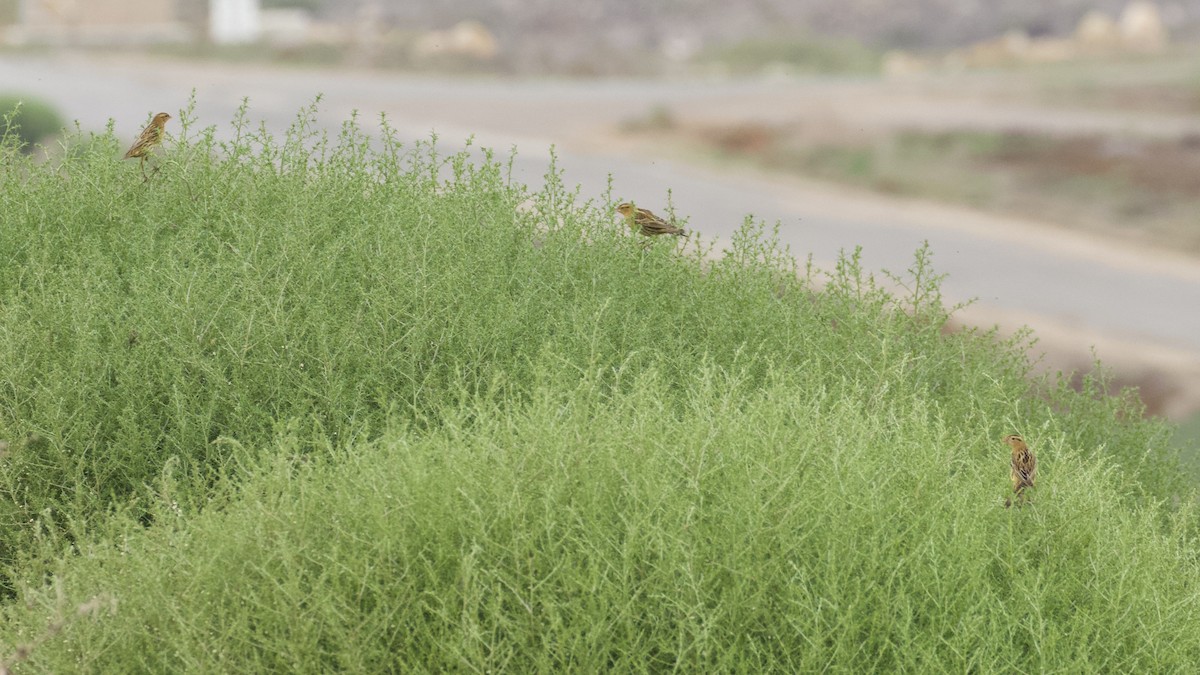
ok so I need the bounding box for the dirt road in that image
[5,54,1199,414]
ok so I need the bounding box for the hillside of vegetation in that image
[0,101,1198,671]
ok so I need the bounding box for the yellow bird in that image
[1003,434,1037,507]
[616,202,686,237]
[123,112,171,180]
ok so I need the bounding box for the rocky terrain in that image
[307,0,1200,72]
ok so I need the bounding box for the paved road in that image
[5,54,1200,366]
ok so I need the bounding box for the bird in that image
[615,202,686,238]
[1003,434,1036,507]
[123,112,171,180]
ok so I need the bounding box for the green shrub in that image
[4,373,1200,671]
[0,97,1195,671]
[700,35,881,74]
[0,94,65,151]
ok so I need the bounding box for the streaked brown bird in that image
[123,112,171,180]
[616,202,686,238]
[1003,434,1037,507]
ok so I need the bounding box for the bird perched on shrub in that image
[123,112,171,180]
[1003,434,1036,507]
[616,202,686,237]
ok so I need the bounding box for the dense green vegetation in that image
[698,34,881,75]
[1,100,1197,671]
[0,95,65,152]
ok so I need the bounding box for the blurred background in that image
[2,0,1200,439]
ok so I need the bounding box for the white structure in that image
[210,0,260,45]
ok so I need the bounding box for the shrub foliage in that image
[0,99,1196,671]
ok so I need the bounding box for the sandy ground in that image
[6,53,1200,417]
